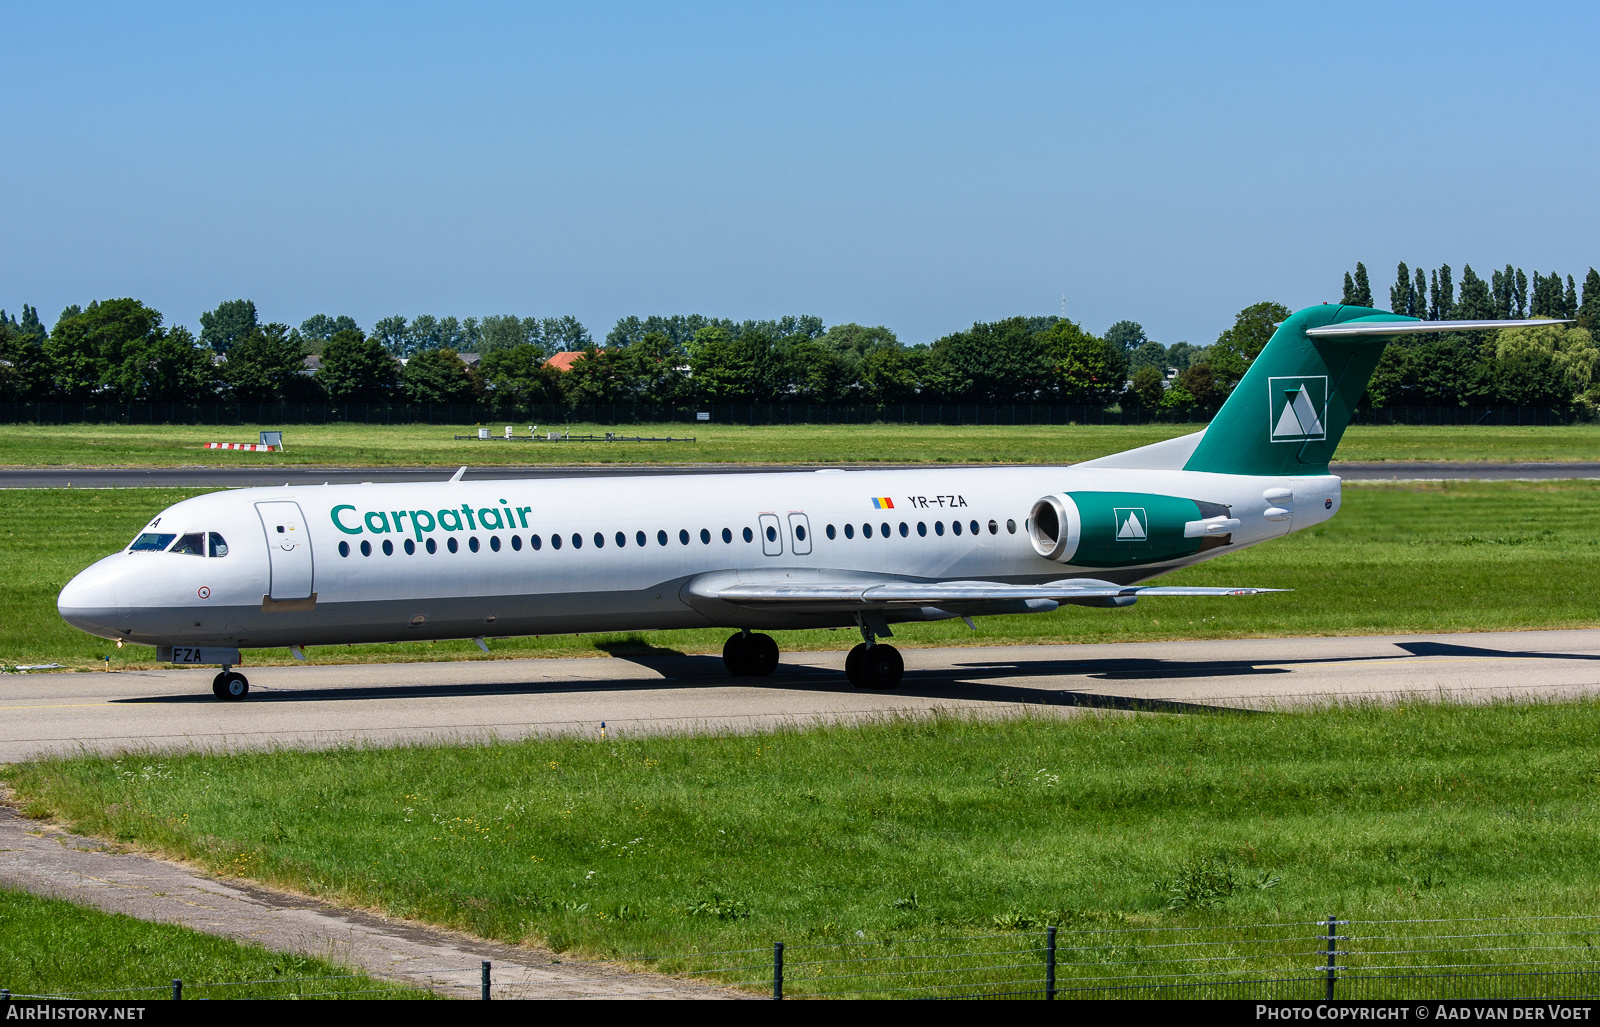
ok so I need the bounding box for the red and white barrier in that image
[205,443,277,451]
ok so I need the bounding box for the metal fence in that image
[2,400,1593,427]
[7,915,1600,1001]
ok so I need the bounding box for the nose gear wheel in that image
[212,671,250,701]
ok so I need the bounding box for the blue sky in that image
[3,2,1596,346]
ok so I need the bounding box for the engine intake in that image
[1028,494,1081,562]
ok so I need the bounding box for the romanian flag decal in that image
[871,497,895,509]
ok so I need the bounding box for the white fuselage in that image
[56,466,1339,652]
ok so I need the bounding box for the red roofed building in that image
[545,351,586,372]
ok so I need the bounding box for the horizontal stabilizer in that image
[1305,318,1572,338]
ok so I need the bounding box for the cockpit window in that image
[208,532,229,558]
[170,532,206,556]
[129,532,176,552]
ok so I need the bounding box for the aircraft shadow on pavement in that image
[1394,641,1600,661]
[111,639,1586,710]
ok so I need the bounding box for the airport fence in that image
[1,400,1594,428]
[7,913,1600,1001]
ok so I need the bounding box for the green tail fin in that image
[1184,304,1409,476]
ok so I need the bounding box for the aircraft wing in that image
[691,576,1285,611]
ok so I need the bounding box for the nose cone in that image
[58,559,122,640]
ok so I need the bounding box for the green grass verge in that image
[0,885,423,999]
[2,422,1598,467]
[7,702,1600,997]
[7,481,1599,671]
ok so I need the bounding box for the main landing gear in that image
[722,631,780,677]
[845,643,903,690]
[212,667,249,701]
[844,615,903,690]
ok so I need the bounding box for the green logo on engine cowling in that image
[1068,492,1206,567]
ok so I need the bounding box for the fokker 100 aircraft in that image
[58,304,1554,699]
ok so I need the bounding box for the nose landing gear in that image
[722,631,780,677]
[212,668,249,701]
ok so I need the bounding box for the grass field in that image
[3,480,1597,671]
[0,886,421,999]
[2,421,1599,467]
[8,701,1600,993]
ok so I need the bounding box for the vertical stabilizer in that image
[1183,304,1401,476]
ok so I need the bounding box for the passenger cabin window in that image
[170,532,205,556]
[130,532,176,552]
[208,532,229,557]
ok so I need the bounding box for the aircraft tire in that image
[213,671,249,701]
[722,633,745,675]
[844,644,867,687]
[743,633,780,676]
[859,644,903,690]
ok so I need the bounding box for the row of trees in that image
[1338,262,1600,406]
[1340,261,1600,324]
[3,278,1597,407]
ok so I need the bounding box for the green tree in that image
[399,348,478,403]
[1514,268,1529,318]
[1431,265,1454,320]
[299,314,360,341]
[1127,364,1166,410]
[44,298,168,398]
[857,345,920,402]
[1452,265,1494,320]
[1492,321,1599,403]
[1531,272,1563,318]
[543,315,592,352]
[371,316,409,354]
[105,326,218,401]
[610,332,687,403]
[1103,320,1147,353]
[1415,268,1429,319]
[1390,262,1412,315]
[1564,275,1578,320]
[1342,271,1357,305]
[1489,348,1572,406]
[687,326,746,400]
[1165,341,1201,371]
[1577,269,1600,334]
[479,315,547,354]
[1365,342,1415,407]
[1411,336,1489,405]
[1127,339,1169,373]
[929,318,1050,402]
[783,337,850,401]
[223,324,313,402]
[820,323,897,365]
[318,329,397,401]
[1040,319,1126,403]
[199,299,258,354]
[17,304,47,346]
[0,318,49,400]
[558,346,632,404]
[1207,301,1290,392]
[1353,262,1372,307]
[478,344,560,403]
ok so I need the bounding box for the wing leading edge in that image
[699,578,1286,610]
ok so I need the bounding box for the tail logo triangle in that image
[1268,376,1328,442]
[1113,507,1148,542]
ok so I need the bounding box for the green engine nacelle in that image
[1028,491,1237,568]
